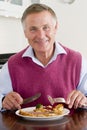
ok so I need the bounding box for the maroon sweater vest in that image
[8,45,81,108]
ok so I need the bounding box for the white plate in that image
[15,107,70,121]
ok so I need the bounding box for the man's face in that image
[24,11,58,54]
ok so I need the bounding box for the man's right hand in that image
[2,92,23,110]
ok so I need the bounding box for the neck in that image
[34,45,55,66]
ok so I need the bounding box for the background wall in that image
[0,0,87,59]
[0,16,27,53]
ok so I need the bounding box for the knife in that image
[23,93,41,104]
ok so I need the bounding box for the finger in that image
[13,93,23,109]
[3,101,20,110]
[77,96,87,108]
[70,92,87,109]
[2,98,14,110]
[66,90,82,109]
[11,92,23,105]
[2,92,23,110]
[3,103,12,110]
[66,90,75,104]
[66,90,77,108]
[74,95,83,109]
[3,97,14,110]
[3,98,21,110]
[6,95,22,109]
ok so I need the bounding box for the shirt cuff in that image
[0,95,5,111]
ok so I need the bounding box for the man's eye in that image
[30,28,37,32]
[43,26,50,31]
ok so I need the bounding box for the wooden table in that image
[0,109,87,130]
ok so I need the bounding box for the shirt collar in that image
[23,42,67,57]
[22,42,67,67]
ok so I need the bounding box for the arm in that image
[0,62,23,110]
[66,56,87,109]
[0,62,12,110]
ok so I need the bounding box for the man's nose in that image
[37,29,45,38]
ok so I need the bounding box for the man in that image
[0,3,87,111]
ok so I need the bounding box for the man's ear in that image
[24,30,28,38]
[54,21,58,34]
[55,21,58,30]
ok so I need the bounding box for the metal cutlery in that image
[47,95,65,105]
[47,95,87,110]
[23,93,41,104]
[47,95,69,108]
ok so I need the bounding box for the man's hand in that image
[66,90,87,109]
[2,92,23,110]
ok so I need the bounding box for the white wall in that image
[0,16,28,54]
[0,0,87,59]
[41,0,87,58]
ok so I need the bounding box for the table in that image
[0,109,87,130]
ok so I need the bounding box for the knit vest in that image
[8,45,81,108]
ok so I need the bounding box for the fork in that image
[47,95,87,109]
[47,95,65,105]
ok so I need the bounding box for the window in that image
[0,0,30,18]
[0,0,22,5]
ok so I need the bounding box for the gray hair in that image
[21,3,57,24]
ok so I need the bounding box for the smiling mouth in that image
[35,37,48,42]
[35,39,49,44]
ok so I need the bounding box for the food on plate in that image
[19,104,64,117]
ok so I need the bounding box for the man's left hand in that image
[66,90,87,109]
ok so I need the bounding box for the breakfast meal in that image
[19,103,64,117]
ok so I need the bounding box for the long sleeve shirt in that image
[0,42,87,110]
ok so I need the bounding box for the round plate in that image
[15,107,70,121]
